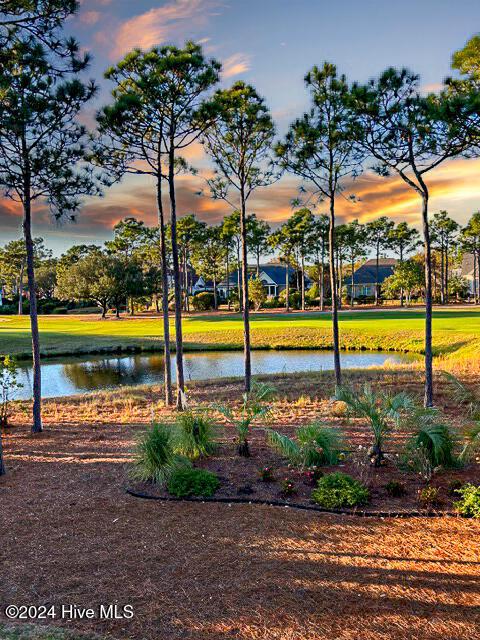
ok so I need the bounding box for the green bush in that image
[173,411,217,460]
[191,292,215,311]
[52,306,68,314]
[167,467,220,498]
[403,408,457,472]
[311,472,369,509]
[418,485,440,508]
[454,484,480,518]
[131,422,186,485]
[267,423,343,468]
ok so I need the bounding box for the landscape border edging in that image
[125,487,458,519]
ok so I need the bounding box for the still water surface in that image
[12,349,420,400]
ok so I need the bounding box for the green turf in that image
[0,308,479,362]
[0,623,102,640]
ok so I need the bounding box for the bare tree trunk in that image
[236,240,242,312]
[0,426,5,475]
[329,195,341,388]
[168,147,185,410]
[350,257,355,310]
[22,169,42,433]
[226,249,231,310]
[445,241,449,305]
[320,239,325,312]
[213,273,217,310]
[156,178,173,406]
[421,191,433,408]
[301,253,305,311]
[240,189,251,394]
[440,242,445,305]
[285,259,290,313]
[18,261,24,315]
[375,244,380,306]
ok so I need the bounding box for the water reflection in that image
[14,349,420,400]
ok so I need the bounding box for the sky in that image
[1,0,480,254]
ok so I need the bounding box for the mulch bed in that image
[1,372,480,639]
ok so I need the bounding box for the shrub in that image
[131,422,186,485]
[267,423,343,468]
[259,466,274,482]
[385,480,406,497]
[173,411,216,460]
[404,407,457,470]
[454,484,480,518]
[214,381,275,457]
[280,478,296,497]
[418,485,440,509]
[52,306,68,314]
[334,385,414,467]
[311,472,369,509]
[167,467,219,498]
[303,466,323,486]
[191,292,215,311]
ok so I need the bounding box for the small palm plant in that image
[406,406,457,469]
[334,385,414,467]
[131,422,187,485]
[214,382,275,457]
[267,423,343,468]
[443,372,480,463]
[172,410,217,460]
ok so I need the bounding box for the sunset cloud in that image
[80,10,101,25]
[222,53,251,79]
[108,0,221,59]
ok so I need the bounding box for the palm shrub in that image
[173,411,217,460]
[403,406,457,473]
[311,472,369,509]
[214,382,275,457]
[334,385,414,467]
[131,422,187,485]
[267,423,343,467]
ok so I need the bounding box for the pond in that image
[11,349,421,400]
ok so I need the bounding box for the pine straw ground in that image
[1,370,480,640]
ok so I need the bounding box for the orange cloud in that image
[109,0,220,60]
[222,53,251,79]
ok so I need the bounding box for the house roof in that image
[219,264,309,287]
[352,258,398,285]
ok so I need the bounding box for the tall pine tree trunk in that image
[18,261,24,315]
[156,178,173,406]
[0,427,5,476]
[285,259,290,312]
[236,241,242,312]
[240,190,251,393]
[168,148,185,409]
[320,239,325,311]
[22,166,42,433]
[421,191,434,407]
[375,245,380,306]
[445,241,449,305]
[301,253,305,311]
[329,195,341,387]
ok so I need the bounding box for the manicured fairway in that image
[0,307,479,363]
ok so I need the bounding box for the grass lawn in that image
[1,307,480,366]
[1,371,479,640]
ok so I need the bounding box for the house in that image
[191,275,214,296]
[460,253,478,296]
[346,258,398,299]
[218,263,311,299]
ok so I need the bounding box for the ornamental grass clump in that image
[131,422,187,485]
[173,410,217,460]
[311,472,369,509]
[267,423,343,468]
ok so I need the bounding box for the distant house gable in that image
[348,258,398,299]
